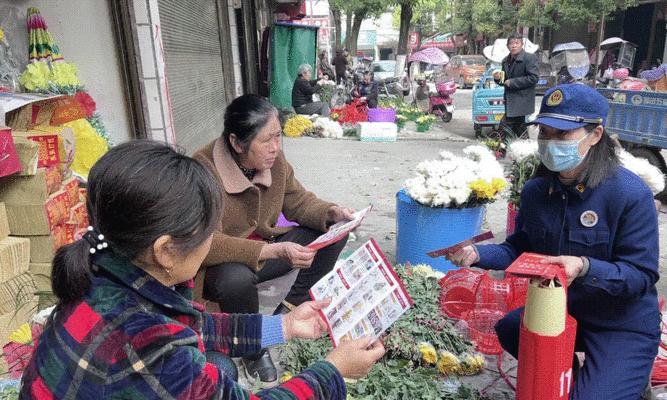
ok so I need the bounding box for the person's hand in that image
[283,299,330,340]
[326,337,385,379]
[360,96,367,102]
[540,256,584,286]
[445,245,479,268]
[504,79,511,87]
[267,242,316,268]
[327,206,356,224]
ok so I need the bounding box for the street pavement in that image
[251,89,666,396]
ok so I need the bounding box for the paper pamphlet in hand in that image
[427,231,494,258]
[309,238,413,347]
[307,205,372,251]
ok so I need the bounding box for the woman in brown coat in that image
[193,94,355,385]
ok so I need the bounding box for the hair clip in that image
[84,226,109,254]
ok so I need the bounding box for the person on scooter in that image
[352,71,379,108]
[414,76,431,113]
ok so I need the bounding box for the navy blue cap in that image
[529,84,608,131]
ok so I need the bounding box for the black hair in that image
[51,140,223,304]
[535,124,619,188]
[507,32,524,43]
[222,94,278,156]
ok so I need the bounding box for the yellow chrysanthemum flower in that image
[469,180,496,200]
[457,353,486,375]
[491,178,507,192]
[417,342,438,364]
[0,27,5,42]
[436,350,461,375]
[283,115,313,137]
[279,372,293,383]
[9,323,33,345]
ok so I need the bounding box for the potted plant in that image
[415,115,437,132]
[397,145,507,271]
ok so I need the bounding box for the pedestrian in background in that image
[494,32,539,138]
[332,48,349,84]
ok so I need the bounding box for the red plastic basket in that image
[475,273,512,312]
[463,308,505,355]
[439,269,483,319]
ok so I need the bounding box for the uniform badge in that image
[575,183,585,193]
[547,89,564,106]
[580,210,598,228]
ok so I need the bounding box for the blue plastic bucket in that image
[396,189,485,272]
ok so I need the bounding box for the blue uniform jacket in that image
[477,166,661,334]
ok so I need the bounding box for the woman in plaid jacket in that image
[20,141,384,400]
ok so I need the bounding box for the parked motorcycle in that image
[429,81,457,122]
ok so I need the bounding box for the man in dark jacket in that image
[332,49,349,84]
[292,63,330,116]
[494,33,539,138]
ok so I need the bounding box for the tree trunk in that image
[397,2,413,55]
[349,11,365,57]
[345,12,353,50]
[332,8,342,50]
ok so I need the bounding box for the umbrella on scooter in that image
[409,47,450,65]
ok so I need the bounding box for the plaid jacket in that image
[20,250,345,399]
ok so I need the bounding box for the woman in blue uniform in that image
[448,84,661,399]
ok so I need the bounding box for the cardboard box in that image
[0,203,9,240]
[0,168,50,204]
[14,137,40,176]
[0,273,37,315]
[5,190,69,235]
[11,131,60,168]
[0,236,30,281]
[29,262,52,292]
[27,235,56,264]
[0,126,21,178]
[356,122,398,142]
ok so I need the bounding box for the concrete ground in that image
[249,89,666,396]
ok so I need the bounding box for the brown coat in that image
[192,138,335,271]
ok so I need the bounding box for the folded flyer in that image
[309,238,413,347]
[307,205,372,251]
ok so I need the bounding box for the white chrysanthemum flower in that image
[314,117,343,139]
[507,140,539,162]
[618,149,666,195]
[405,145,506,207]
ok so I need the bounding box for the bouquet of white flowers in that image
[404,145,507,208]
[313,117,343,139]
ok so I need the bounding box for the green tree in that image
[330,0,386,56]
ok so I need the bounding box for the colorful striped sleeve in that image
[200,312,264,357]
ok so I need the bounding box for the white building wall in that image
[0,0,133,143]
